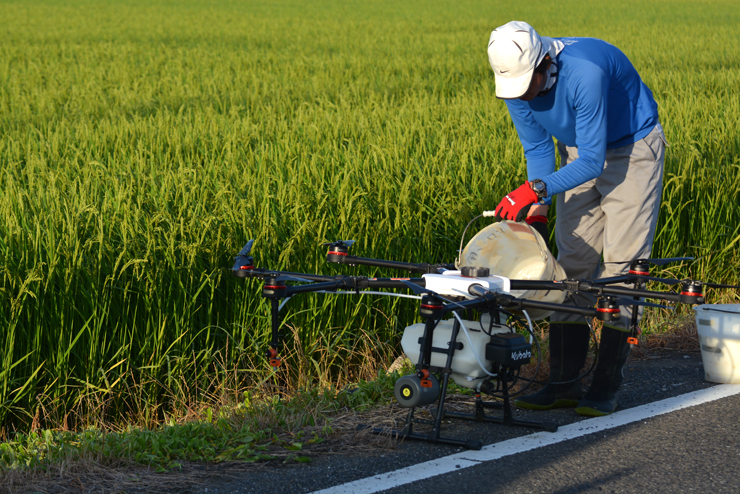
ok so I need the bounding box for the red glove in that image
[494,182,539,222]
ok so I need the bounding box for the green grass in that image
[0,0,739,435]
[0,368,407,477]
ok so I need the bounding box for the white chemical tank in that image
[401,318,510,389]
[458,220,566,320]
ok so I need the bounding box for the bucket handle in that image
[697,307,740,315]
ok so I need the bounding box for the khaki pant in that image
[551,125,667,331]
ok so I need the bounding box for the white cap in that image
[487,21,544,99]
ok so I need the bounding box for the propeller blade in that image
[236,239,255,257]
[637,275,684,285]
[233,239,256,271]
[704,282,740,289]
[322,240,355,247]
[612,297,675,310]
[602,257,694,266]
[591,273,688,286]
[645,257,695,266]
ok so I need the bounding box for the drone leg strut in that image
[359,316,483,450]
[442,369,558,432]
[268,298,282,397]
[627,280,642,345]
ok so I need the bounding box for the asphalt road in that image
[199,351,740,494]
[369,393,740,494]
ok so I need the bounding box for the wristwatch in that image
[530,179,548,204]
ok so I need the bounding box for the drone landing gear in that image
[359,311,557,450]
[360,370,483,450]
[439,375,558,433]
[359,366,556,451]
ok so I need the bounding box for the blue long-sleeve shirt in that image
[504,37,659,201]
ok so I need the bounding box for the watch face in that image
[531,180,546,199]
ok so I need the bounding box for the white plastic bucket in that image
[458,221,566,320]
[693,304,740,384]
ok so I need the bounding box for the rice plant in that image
[0,0,738,432]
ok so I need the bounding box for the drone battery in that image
[485,333,532,367]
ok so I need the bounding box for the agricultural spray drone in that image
[231,221,737,450]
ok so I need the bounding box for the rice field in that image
[1,0,739,432]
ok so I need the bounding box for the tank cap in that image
[460,266,490,278]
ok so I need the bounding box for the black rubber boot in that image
[515,323,590,410]
[575,326,631,417]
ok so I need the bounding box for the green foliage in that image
[0,369,405,472]
[0,0,738,431]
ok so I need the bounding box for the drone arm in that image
[463,284,592,315]
[366,278,427,289]
[469,285,612,321]
[509,279,699,304]
[579,282,685,303]
[589,275,632,285]
[284,277,428,295]
[496,293,601,319]
[233,267,338,282]
[286,281,342,295]
[509,279,580,291]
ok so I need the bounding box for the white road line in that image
[310,385,740,494]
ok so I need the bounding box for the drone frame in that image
[231,239,710,449]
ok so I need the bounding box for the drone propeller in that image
[602,256,694,267]
[592,274,685,286]
[702,282,740,289]
[631,277,740,289]
[635,275,685,285]
[233,239,257,272]
[236,239,255,257]
[322,240,356,248]
[595,274,740,290]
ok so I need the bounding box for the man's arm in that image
[505,100,557,189]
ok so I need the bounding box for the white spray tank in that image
[457,220,566,320]
[401,319,510,389]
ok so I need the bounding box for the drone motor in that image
[680,281,704,304]
[628,259,651,276]
[326,242,350,263]
[262,277,288,298]
[596,296,622,321]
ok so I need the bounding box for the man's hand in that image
[494,182,539,222]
